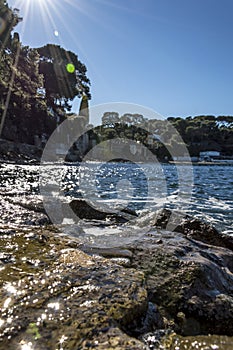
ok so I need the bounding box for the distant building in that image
[199,151,220,161]
[173,156,191,162]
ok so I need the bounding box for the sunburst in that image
[9,0,59,41]
[7,0,95,58]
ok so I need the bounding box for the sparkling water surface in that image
[0,162,232,235]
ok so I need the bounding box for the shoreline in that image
[1,138,233,166]
[169,160,233,166]
[1,158,233,166]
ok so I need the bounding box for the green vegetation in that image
[93,113,233,160]
[37,44,90,111]
[168,115,233,156]
[0,0,90,144]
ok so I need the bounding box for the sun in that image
[8,0,91,49]
[9,0,59,41]
[7,0,96,68]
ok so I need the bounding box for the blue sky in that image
[7,0,233,124]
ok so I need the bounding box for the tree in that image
[0,2,53,142]
[0,0,22,49]
[37,44,91,112]
[1,44,49,142]
[102,112,119,127]
[0,1,23,138]
[120,113,132,126]
[0,2,92,144]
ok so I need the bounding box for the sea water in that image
[0,162,232,236]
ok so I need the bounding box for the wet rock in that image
[83,246,133,259]
[1,198,233,349]
[153,208,233,251]
[0,229,148,349]
[160,333,233,350]
[0,253,14,264]
[130,228,233,336]
[142,331,233,350]
[0,196,50,226]
[69,199,137,223]
[133,302,164,336]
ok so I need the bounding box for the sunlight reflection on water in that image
[0,163,232,233]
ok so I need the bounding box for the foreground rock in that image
[0,208,233,349]
[0,228,148,349]
[153,208,233,250]
[130,227,233,336]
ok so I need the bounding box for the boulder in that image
[130,226,233,336]
[69,199,137,223]
[153,208,233,250]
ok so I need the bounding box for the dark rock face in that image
[69,199,137,223]
[0,140,41,164]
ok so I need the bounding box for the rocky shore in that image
[0,189,233,349]
[0,139,41,164]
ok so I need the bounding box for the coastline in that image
[169,160,233,166]
[0,139,41,165]
[1,138,232,166]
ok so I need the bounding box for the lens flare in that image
[66,63,75,73]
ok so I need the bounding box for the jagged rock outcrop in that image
[130,229,233,336]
